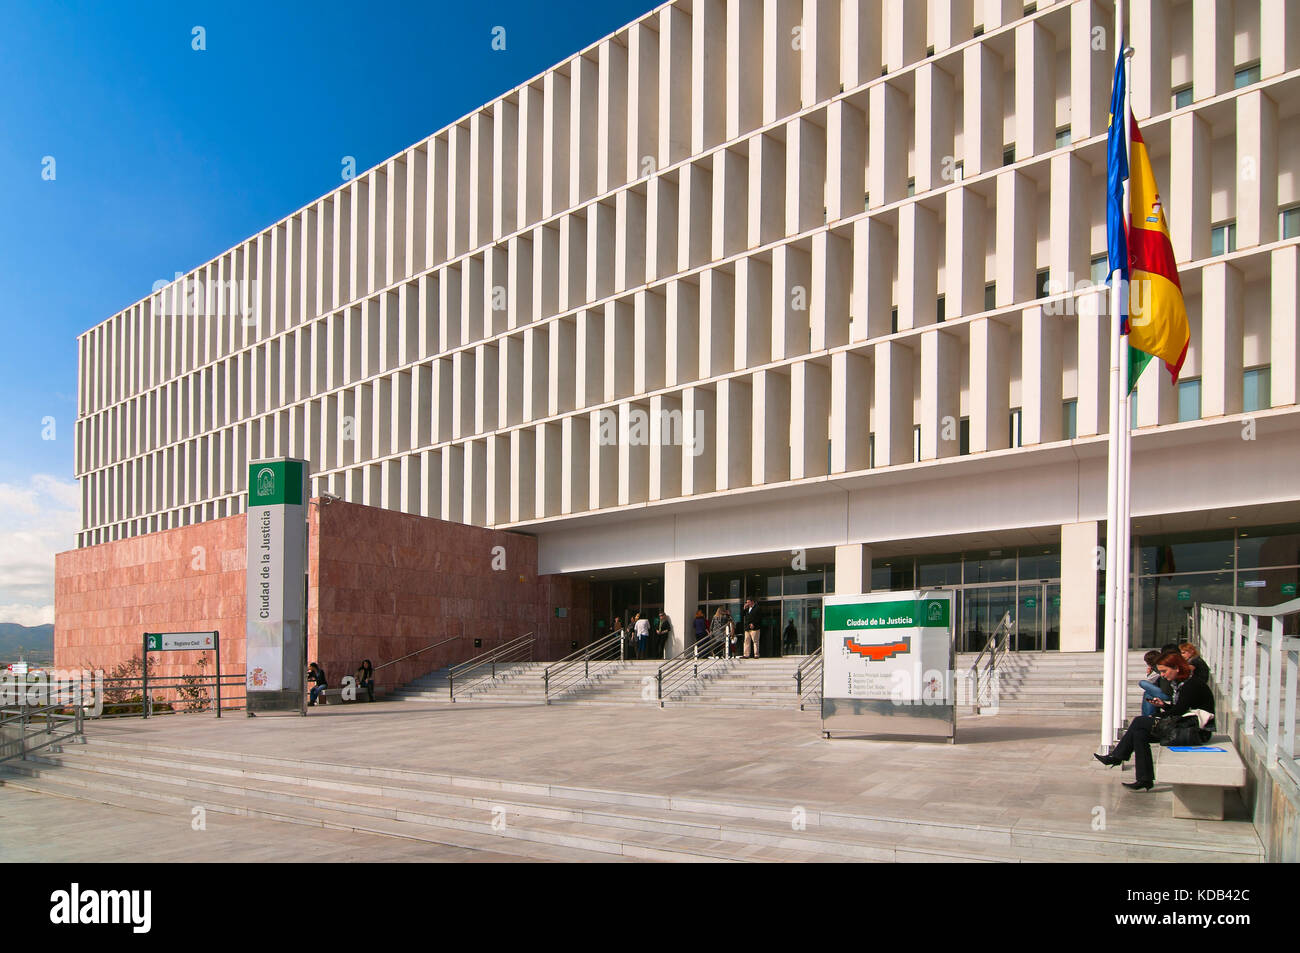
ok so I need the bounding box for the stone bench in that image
[312,684,372,705]
[1154,734,1246,820]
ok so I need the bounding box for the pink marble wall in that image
[55,500,592,696]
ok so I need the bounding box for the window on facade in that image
[1243,366,1271,413]
[1234,62,1261,89]
[959,417,970,455]
[1281,205,1300,240]
[936,295,945,323]
[1172,85,1193,109]
[1055,126,1071,148]
[1131,398,1138,430]
[1178,378,1202,422]
[890,306,898,334]
[913,425,922,462]
[1002,145,1015,166]
[1090,254,1109,285]
[926,45,935,58]
[973,24,985,38]
[1063,400,1078,439]
[984,283,997,311]
[867,433,875,468]
[906,177,915,197]
[952,160,964,182]
[1036,269,1051,298]
[1009,408,1023,448]
[1210,222,1236,256]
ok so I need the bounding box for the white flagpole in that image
[1100,0,1126,755]
[1115,33,1137,737]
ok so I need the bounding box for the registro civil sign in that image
[245,458,308,710]
[146,632,216,652]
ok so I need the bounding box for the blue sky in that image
[0,0,658,625]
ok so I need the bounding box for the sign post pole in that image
[215,631,221,718]
[142,634,149,719]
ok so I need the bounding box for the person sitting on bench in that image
[307,662,328,706]
[356,659,375,702]
[1138,649,1172,716]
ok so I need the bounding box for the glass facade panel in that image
[1243,367,1270,413]
[917,555,962,586]
[1177,378,1201,422]
[1019,550,1061,581]
[1136,532,1233,575]
[872,561,914,591]
[966,551,1016,583]
[1132,572,1232,647]
[1234,567,1300,609]
[782,570,827,596]
[1236,526,1300,570]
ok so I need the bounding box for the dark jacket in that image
[1189,656,1210,683]
[1157,674,1214,722]
[742,604,762,631]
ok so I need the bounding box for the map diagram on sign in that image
[842,636,911,662]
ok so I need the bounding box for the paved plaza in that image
[0,700,1263,862]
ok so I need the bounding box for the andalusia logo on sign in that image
[926,601,943,622]
[255,466,275,499]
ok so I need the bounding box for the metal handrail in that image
[447,634,535,701]
[0,702,85,763]
[794,646,824,709]
[968,610,1013,713]
[544,630,626,702]
[655,632,731,703]
[374,636,461,673]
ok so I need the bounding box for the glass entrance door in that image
[958,585,1017,653]
[779,598,823,656]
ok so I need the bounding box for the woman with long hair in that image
[1093,651,1214,790]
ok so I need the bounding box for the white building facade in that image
[75,0,1300,656]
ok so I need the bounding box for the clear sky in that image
[0,0,659,625]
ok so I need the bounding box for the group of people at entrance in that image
[612,612,673,660]
[1093,642,1215,790]
[704,599,764,658]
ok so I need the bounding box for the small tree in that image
[175,655,211,712]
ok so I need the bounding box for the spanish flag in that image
[1126,117,1190,384]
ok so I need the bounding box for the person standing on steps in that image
[741,598,762,659]
[634,612,651,660]
[655,611,673,660]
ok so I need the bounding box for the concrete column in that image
[749,132,786,247]
[831,350,872,473]
[523,325,548,422]
[605,299,634,401]
[683,386,717,495]
[650,392,684,501]
[666,279,700,387]
[1130,0,1171,121]
[834,543,872,595]
[1236,90,1279,249]
[1049,153,1089,294]
[598,40,628,197]
[920,328,960,460]
[1015,19,1055,161]
[466,439,487,524]
[543,69,571,219]
[963,42,1003,177]
[700,268,734,378]
[569,54,597,206]
[679,162,712,271]
[868,80,907,207]
[763,0,801,124]
[1200,262,1244,418]
[1069,0,1110,137]
[664,560,701,656]
[914,64,955,194]
[659,4,691,168]
[1021,305,1063,445]
[772,243,812,360]
[826,99,866,222]
[801,0,841,106]
[898,203,939,330]
[692,0,726,153]
[441,444,463,523]
[590,408,618,509]
[561,415,589,515]
[536,423,562,520]
[852,217,896,340]
[983,0,1021,31]
[648,175,677,282]
[717,376,752,490]
[787,116,826,234]
[627,23,658,183]
[883,0,925,73]
[1193,0,1233,101]
[752,369,791,485]
[811,231,852,350]
[1075,290,1111,437]
[1261,0,1300,78]
[945,186,987,319]
[1169,112,1211,263]
[511,428,536,522]
[995,170,1036,306]
[576,309,603,410]
[1059,521,1098,652]
[726,0,763,138]
[969,317,1011,452]
[735,256,772,369]
[1273,246,1300,409]
[635,290,666,395]
[840,0,883,89]
[616,189,647,292]
[873,340,913,465]
[931,0,972,52]
[791,360,831,479]
[469,112,494,250]
[712,147,748,259]
[1135,353,1178,426]
[486,435,509,525]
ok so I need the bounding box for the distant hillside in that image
[0,623,54,658]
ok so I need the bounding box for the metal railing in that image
[544,629,626,702]
[372,636,461,689]
[655,632,731,703]
[447,634,535,701]
[105,673,247,718]
[1199,599,1300,788]
[968,610,1013,713]
[794,647,823,710]
[1,703,85,763]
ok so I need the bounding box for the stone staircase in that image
[387,651,1154,714]
[0,737,1257,863]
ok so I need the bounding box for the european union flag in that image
[1106,41,1129,332]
